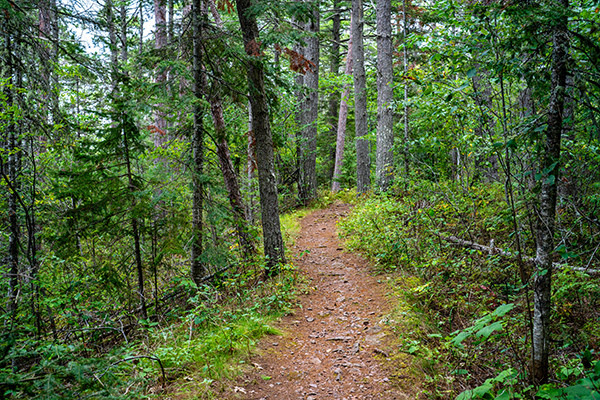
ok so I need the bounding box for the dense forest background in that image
[1,0,600,398]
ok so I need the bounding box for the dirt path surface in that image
[227,203,414,400]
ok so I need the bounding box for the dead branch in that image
[440,234,600,276]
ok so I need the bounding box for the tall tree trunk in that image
[327,0,341,182]
[38,0,58,124]
[375,0,393,191]
[139,0,144,55]
[236,0,286,275]
[298,2,319,204]
[331,26,353,193]
[120,4,128,63]
[107,0,119,90]
[203,0,256,259]
[154,0,168,147]
[352,0,370,192]
[191,0,206,285]
[293,6,305,195]
[402,0,409,177]
[123,124,147,320]
[532,0,569,385]
[4,29,19,318]
[211,100,257,258]
[168,0,174,43]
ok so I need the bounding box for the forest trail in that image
[226,203,417,399]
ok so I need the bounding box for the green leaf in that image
[563,383,600,399]
[543,161,559,175]
[544,175,555,185]
[492,303,514,317]
[456,82,470,91]
[475,321,503,340]
[495,390,511,400]
[467,67,477,78]
[451,331,471,347]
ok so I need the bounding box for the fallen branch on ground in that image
[440,234,600,276]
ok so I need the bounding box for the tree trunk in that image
[352,0,370,193]
[327,0,341,183]
[107,0,119,91]
[375,0,394,191]
[402,0,409,177]
[331,25,353,193]
[191,0,206,285]
[38,0,58,124]
[4,30,19,317]
[246,101,257,223]
[298,3,319,205]
[211,100,257,258]
[236,0,286,275]
[154,0,168,147]
[203,0,256,259]
[139,0,144,55]
[120,4,128,63]
[532,0,569,385]
[168,0,174,43]
[124,133,147,320]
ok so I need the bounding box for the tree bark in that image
[402,0,409,178]
[120,4,128,63]
[4,29,19,317]
[326,0,341,183]
[236,0,286,275]
[298,2,320,205]
[375,0,394,191]
[532,0,569,385]
[202,0,256,259]
[123,123,147,320]
[331,24,353,193]
[154,0,168,147]
[352,0,370,193]
[211,100,257,258]
[191,0,207,285]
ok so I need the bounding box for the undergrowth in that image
[338,180,600,399]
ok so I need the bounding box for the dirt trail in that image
[227,203,413,399]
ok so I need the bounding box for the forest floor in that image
[221,202,421,400]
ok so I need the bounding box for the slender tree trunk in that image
[532,0,569,385]
[327,0,341,182]
[107,0,119,90]
[352,0,370,192]
[375,0,394,191]
[298,2,319,204]
[203,0,256,258]
[331,26,353,193]
[211,101,257,258]
[402,0,409,177]
[191,0,206,285]
[38,0,58,124]
[123,126,147,320]
[294,70,304,186]
[168,0,174,43]
[293,6,305,192]
[4,30,19,318]
[139,0,144,55]
[120,4,128,63]
[236,0,286,275]
[154,0,168,147]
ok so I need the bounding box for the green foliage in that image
[456,368,524,400]
[537,361,600,400]
[337,177,600,397]
[450,304,515,349]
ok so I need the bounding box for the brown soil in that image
[225,203,418,400]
